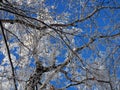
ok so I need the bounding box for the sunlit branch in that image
[60,69,80,83]
[0,19,42,29]
[64,78,112,89]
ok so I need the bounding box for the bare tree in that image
[0,0,120,90]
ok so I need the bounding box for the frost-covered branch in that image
[0,21,17,90]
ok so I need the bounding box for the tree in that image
[0,0,120,90]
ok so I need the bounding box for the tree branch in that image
[0,21,17,90]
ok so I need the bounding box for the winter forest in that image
[0,0,120,90]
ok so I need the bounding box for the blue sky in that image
[0,0,120,90]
